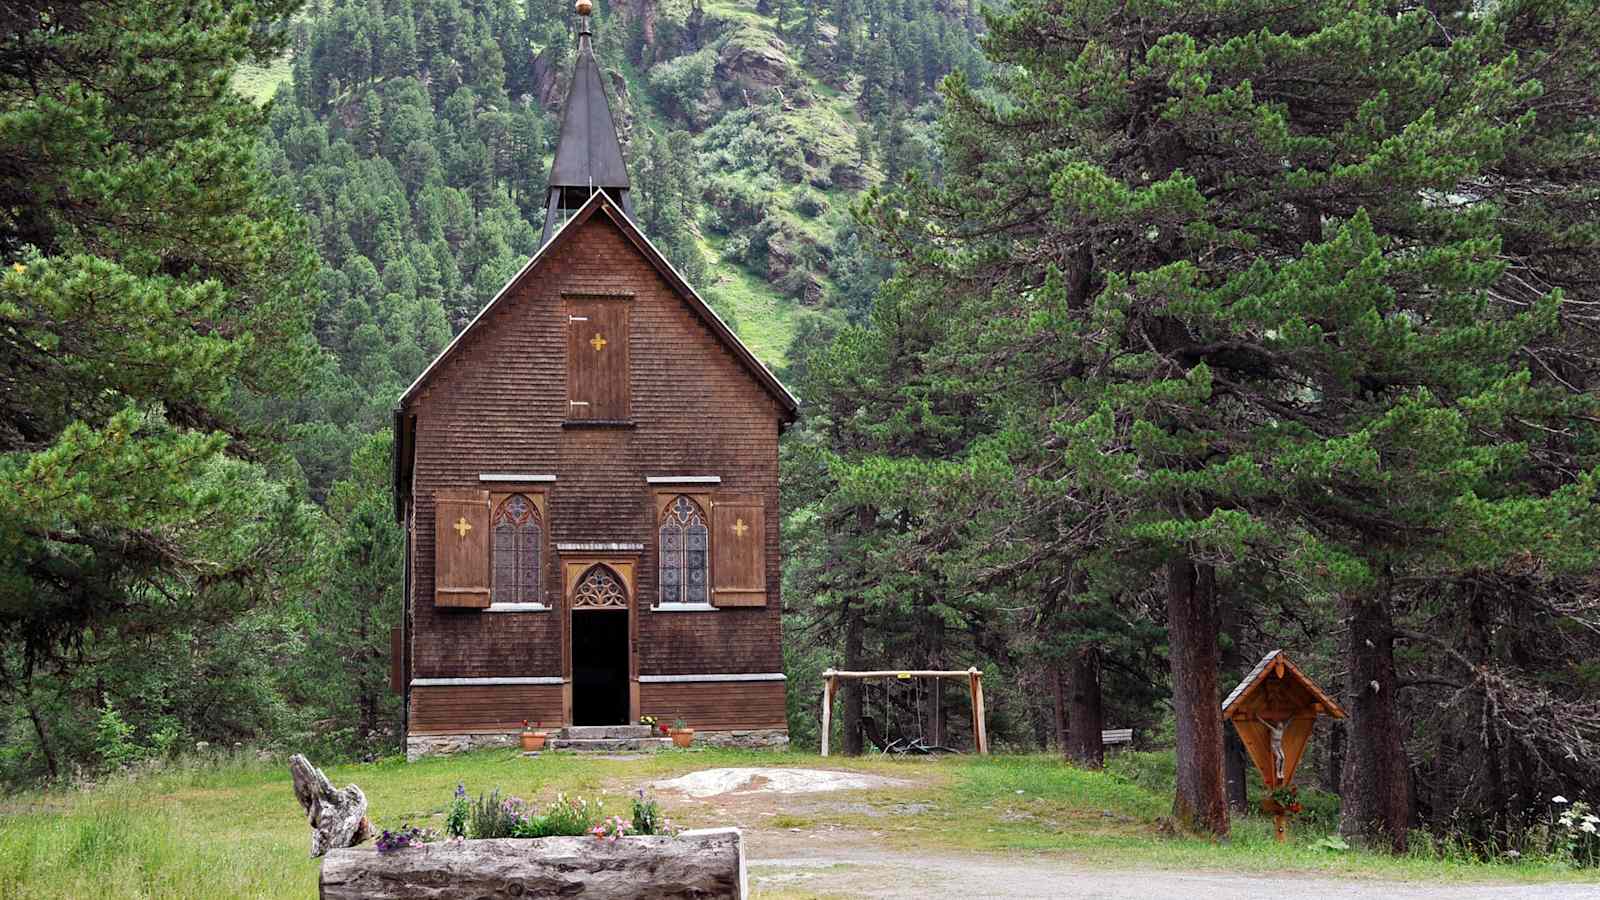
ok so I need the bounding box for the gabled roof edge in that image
[398,190,799,418]
[1221,649,1346,719]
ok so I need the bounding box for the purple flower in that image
[376,824,437,854]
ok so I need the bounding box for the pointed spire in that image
[543,0,632,243]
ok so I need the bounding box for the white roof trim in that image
[398,190,799,412]
[638,673,787,683]
[645,475,722,484]
[410,676,563,686]
[480,474,558,483]
[556,541,645,552]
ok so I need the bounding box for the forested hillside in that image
[256,0,985,499]
[0,0,984,785]
[8,0,1600,872]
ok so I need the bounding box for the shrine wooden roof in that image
[1221,649,1346,719]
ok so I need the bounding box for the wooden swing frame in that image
[818,667,988,756]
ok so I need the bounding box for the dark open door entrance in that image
[571,609,629,725]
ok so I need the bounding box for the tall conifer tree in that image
[863,0,1600,842]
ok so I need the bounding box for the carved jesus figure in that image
[1255,715,1288,782]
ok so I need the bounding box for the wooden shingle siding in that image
[410,684,564,733]
[640,682,787,732]
[404,214,784,697]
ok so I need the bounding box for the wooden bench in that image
[1101,728,1133,746]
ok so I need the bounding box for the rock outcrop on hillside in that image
[716,31,793,102]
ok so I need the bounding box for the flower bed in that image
[379,783,680,853]
[330,782,743,898]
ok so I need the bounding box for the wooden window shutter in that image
[433,489,491,608]
[711,494,766,606]
[566,298,630,420]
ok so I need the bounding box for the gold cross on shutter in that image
[454,517,473,539]
[732,517,749,538]
[590,333,607,351]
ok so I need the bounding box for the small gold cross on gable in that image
[590,333,607,352]
[732,518,749,538]
[453,517,472,539]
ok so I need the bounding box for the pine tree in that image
[861,0,1600,842]
[0,0,318,774]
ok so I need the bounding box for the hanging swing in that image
[819,667,989,757]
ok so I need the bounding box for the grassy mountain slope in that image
[244,0,975,373]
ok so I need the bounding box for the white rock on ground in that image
[652,767,907,798]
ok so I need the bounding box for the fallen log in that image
[288,753,370,858]
[319,828,746,900]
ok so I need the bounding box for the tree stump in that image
[289,753,371,858]
[319,828,746,899]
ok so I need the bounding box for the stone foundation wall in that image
[406,732,520,761]
[687,728,789,749]
[406,728,789,760]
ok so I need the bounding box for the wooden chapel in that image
[390,3,797,759]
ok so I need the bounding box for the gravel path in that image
[746,844,1600,899]
[641,765,1598,899]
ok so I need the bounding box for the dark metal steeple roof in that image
[543,6,630,240]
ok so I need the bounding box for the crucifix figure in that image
[1255,714,1288,782]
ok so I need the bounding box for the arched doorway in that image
[569,564,630,725]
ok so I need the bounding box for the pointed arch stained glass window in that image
[492,494,543,604]
[573,564,628,609]
[657,496,709,605]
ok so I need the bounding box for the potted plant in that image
[520,720,548,752]
[1262,784,1302,815]
[668,716,693,748]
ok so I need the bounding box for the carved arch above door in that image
[562,558,636,610]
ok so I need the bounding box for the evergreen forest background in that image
[4,0,1600,859]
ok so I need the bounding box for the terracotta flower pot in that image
[669,728,694,748]
[521,731,547,751]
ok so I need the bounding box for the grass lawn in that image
[0,749,1592,898]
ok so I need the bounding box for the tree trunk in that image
[842,599,864,756]
[1223,726,1249,812]
[1065,645,1104,768]
[1339,589,1411,852]
[1322,718,1344,796]
[1167,557,1229,837]
[1052,664,1068,753]
[1218,591,1248,812]
[25,701,59,781]
[1469,589,1509,833]
[320,830,744,900]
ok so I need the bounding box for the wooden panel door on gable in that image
[565,296,630,421]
